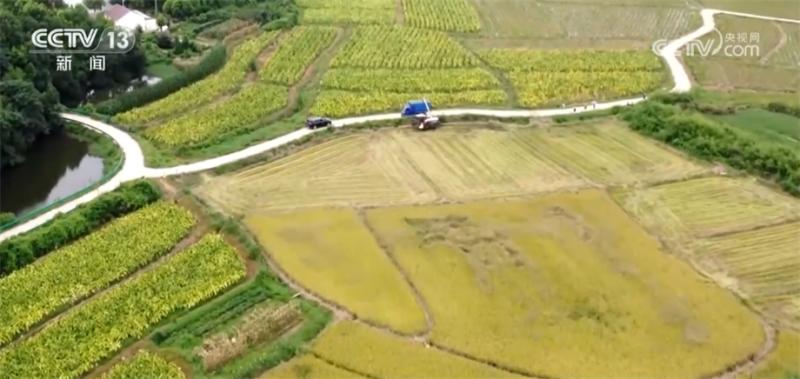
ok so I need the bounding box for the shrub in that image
[95,44,226,115]
[621,101,800,196]
[0,180,161,276]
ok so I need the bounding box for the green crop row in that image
[144,82,288,148]
[116,31,279,125]
[298,0,394,25]
[510,71,663,107]
[260,26,337,85]
[481,49,662,73]
[0,234,245,379]
[311,89,507,117]
[101,351,184,379]
[402,0,481,32]
[331,26,478,69]
[0,202,194,346]
[0,180,161,276]
[321,68,500,93]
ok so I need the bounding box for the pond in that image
[0,131,105,216]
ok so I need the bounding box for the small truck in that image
[306,117,332,129]
[401,99,439,130]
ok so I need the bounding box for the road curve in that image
[1,9,798,242]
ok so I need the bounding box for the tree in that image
[0,0,146,167]
[83,0,104,10]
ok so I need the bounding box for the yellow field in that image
[246,208,427,334]
[389,127,585,199]
[617,177,800,239]
[364,190,763,378]
[694,222,800,328]
[197,134,438,214]
[262,354,364,379]
[744,330,800,379]
[524,121,708,185]
[311,321,523,379]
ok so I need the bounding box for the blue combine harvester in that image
[401,99,439,130]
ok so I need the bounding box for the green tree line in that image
[621,95,800,196]
[1,0,146,167]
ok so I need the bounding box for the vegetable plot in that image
[0,234,245,379]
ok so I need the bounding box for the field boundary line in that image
[355,209,434,340]
[308,351,382,379]
[254,224,432,339]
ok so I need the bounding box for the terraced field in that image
[361,191,763,378]
[617,177,800,239]
[197,134,438,213]
[694,222,800,328]
[246,208,427,334]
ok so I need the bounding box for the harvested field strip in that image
[0,234,245,378]
[695,222,800,328]
[312,321,523,378]
[618,177,800,239]
[389,129,586,200]
[246,209,428,334]
[0,202,195,346]
[364,191,764,378]
[197,134,438,214]
[521,122,707,185]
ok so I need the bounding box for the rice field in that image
[197,134,438,214]
[617,177,800,239]
[245,208,427,334]
[522,121,708,185]
[745,330,800,379]
[311,321,523,378]
[694,222,800,328]
[197,128,594,213]
[363,190,764,378]
[297,0,395,25]
[198,123,715,212]
[263,354,364,379]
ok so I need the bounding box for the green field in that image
[468,0,699,49]
[715,108,800,151]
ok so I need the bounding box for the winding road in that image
[2,8,799,242]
